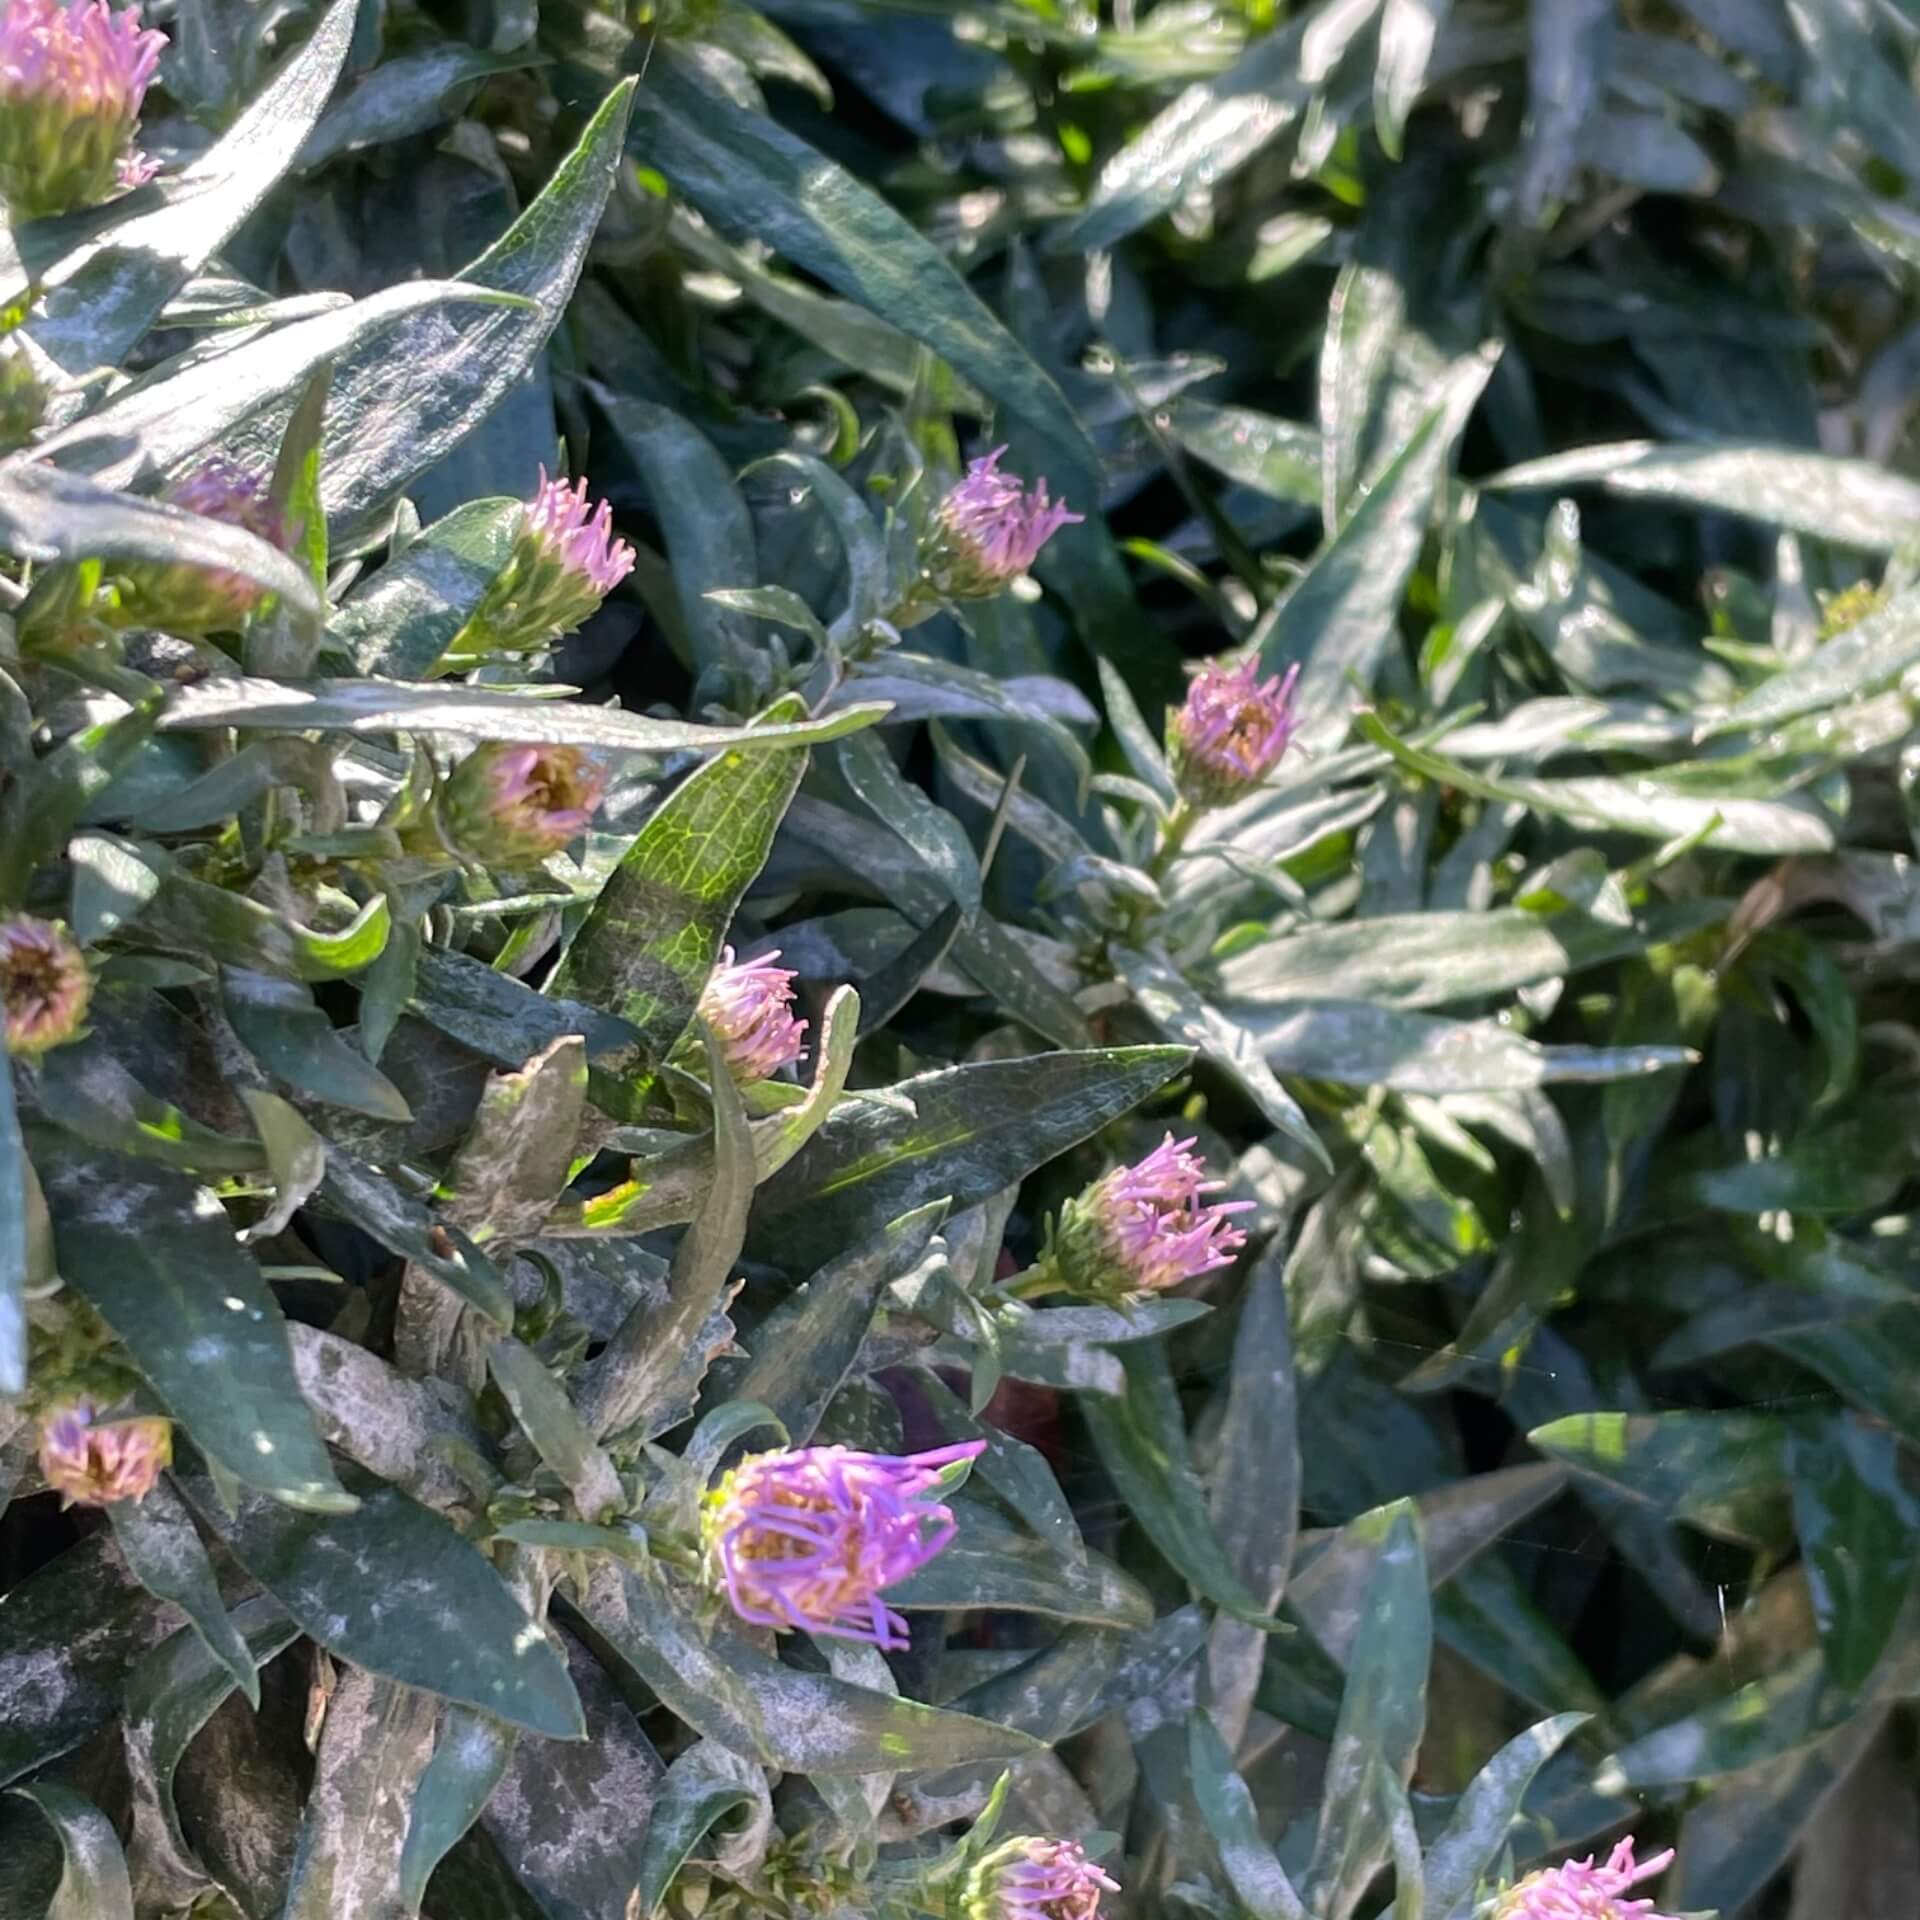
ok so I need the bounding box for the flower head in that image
[107,457,291,634]
[37,1397,172,1506]
[527,468,637,595]
[697,946,807,1084]
[0,0,165,218]
[1047,1134,1250,1304]
[1,913,89,1055]
[964,1837,1119,1920]
[923,447,1082,599]
[447,468,635,660]
[703,1440,985,1649]
[437,742,605,866]
[1168,658,1300,806]
[1494,1838,1680,1920]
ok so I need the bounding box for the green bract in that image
[0,2,1914,1917]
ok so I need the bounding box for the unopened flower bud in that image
[0,0,165,219]
[921,447,1081,601]
[449,468,636,660]
[963,1837,1119,1920]
[1,913,89,1055]
[436,742,605,866]
[108,458,291,635]
[1045,1134,1249,1305]
[37,1397,171,1505]
[1493,1838,1679,1920]
[697,947,806,1084]
[1167,658,1300,807]
[703,1441,984,1649]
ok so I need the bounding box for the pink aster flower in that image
[1047,1133,1250,1304]
[1,913,90,1056]
[697,946,807,1084]
[448,468,635,660]
[37,1397,172,1506]
[965,1837,1120,1920]
[923,446,1082,599]
[145,456,291,629]
[703,1441,985,1649]
[1168,658,1300,806]
[0,0,166,218]
[437,742,606,866]
[526,468,636,596]
[1495,1838,1680,1920]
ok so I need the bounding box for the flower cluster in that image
[36,1398,172,1506]
[1045,1134,1250,1305]
[963,1837,1119,1920]
[1494,1838,1680,1920]
[449,469,635,660]
[697,947,807,1084]
[1167,657,1301,807]
[921,447,1082,600]
[0,0,165,219]
[703,1441,984,1649]
[1,913,89,1056]
[435,742,606,867]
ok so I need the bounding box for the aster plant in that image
[0,0,1916,1917]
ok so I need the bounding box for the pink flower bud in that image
[964,1837,1120,1920]
[437,742,606,866]
[922,447,1082,599]
[1047,1134,1250,1304]
[1167,658,1300,807]
[1494,1838,1680,1920]
[37,1397,172,1506]
[703,1441,985,1649]
[449,468,636,660]
[1,913,89,1055]
[106,457,291,635]
[0,0,165,218]
[696,946,807,1084]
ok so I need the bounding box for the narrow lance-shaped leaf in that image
[1305,1503,1431,1920]
[553,695,812,1069]
[1079,1341,1284,1629]
[747,1045,1190,1270]
[29,1130,349,1512]
[7,1782,135,1920]
[579,1559,1044,1776]
[179,1466,586,1741]
[106,1476,258,1706]
[623,47,1095,485]
[1188,1712,1308,1920]
[579,1022,752,1442]
[1421,1713,1590,1920]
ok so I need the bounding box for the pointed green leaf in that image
[7,1783,134,1920]
[30,1129,349,1511]
[748,1045,1189,1271]
[181,1466,586,1741]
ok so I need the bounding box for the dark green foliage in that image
[2,0,1919,1917]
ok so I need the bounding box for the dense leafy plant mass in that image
[3,0,1920,1914]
